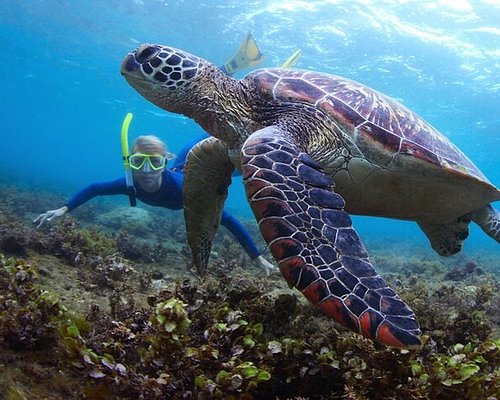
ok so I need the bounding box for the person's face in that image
[130,149,166,192]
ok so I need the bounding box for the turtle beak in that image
[121,53,140,76]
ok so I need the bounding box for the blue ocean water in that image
[1,0,498,256]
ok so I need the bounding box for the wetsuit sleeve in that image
[64,178,128,211]
[220,210,260,259]
[170,145,191,171]
[170,134,243,177]
[170,135,209,171]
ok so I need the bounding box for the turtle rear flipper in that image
[241,126,421,348]
[418,217,471,256]
[419,204,500,255]
[183,137,235,274]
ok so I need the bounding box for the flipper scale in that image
[242,127,421,348]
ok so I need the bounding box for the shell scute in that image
[399,140,440,165]
[316,96,366,129]
[250,68,487,181]
[276,77,326,104]
[357,121,402,153]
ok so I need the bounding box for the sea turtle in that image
[121,44,500,348]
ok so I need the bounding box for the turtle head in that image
[121,44,205,114]
[122,43,253,144]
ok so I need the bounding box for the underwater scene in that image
[0,1,499,399]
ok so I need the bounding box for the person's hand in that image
[253,255,276,276]
[33,206,68,228]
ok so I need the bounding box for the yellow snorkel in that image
[121,112,137,206]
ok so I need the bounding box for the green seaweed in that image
[0,184,499,399]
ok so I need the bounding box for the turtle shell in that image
[248,68,488,183]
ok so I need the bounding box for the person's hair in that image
[132,135,167,155]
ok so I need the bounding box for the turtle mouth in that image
[121,53,142,77]
[122,72,157,95]
[122,44,201,91]
[120,54,158,93]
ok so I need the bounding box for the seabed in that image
[0,183,498,399]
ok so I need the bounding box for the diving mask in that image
[129,153,166,171]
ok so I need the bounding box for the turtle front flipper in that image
[183,137,235,274]
[241,127,421,348]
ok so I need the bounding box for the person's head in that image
[129,135,174,192]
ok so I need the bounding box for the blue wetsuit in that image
[170,138,197,171]
[64,168,260,259]
[170,134,242,177]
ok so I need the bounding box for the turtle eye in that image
[135,44,159,63]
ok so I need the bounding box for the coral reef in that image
[443,260,484,281]
[0,184,499,399]
[0,255,63,350]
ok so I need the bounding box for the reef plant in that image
[0,184,499,399]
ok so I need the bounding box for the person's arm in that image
[65,178,128,211]
[220,210,275,274]
[34,178,127,228]
[170,135,209,172]
[172,135,242,178]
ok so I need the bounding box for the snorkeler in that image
[34,133,275,274]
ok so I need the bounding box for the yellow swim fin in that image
[281,49,301,68]
[220,32,265,76]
